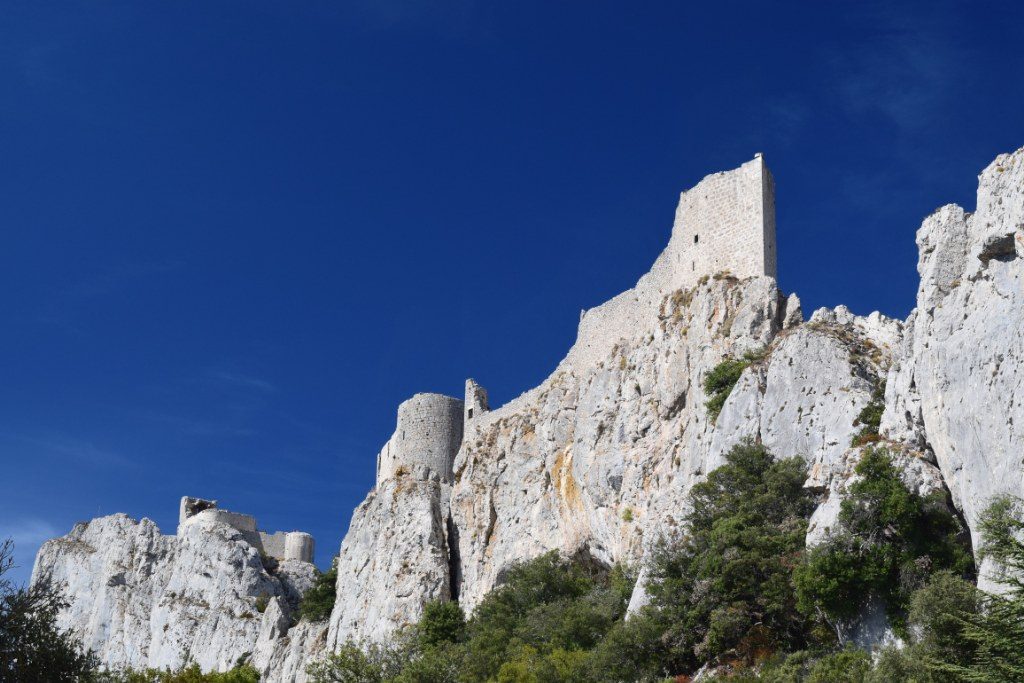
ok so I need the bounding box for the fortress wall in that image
[192,509,257,532]
[565,155,776,371]
[377,393,464,485]
[259,531,315,562]
[284,532,315,562]
[671,154,774,283]
[464,379,489,424]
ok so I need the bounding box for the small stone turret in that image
[258,530,315,563]
[376,393,464,485]
[464,379,489,423]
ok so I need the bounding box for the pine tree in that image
[938,496,1024,682]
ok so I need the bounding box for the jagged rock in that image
[326,478,453,648]
[32,510,318,679]
[881,147,1024,589]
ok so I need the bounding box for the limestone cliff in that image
[31,148,1024,682]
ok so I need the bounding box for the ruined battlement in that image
[566,154,777,370]
[178,496,315,563]
[376,393,464,485]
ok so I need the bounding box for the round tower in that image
[377,393,464,484]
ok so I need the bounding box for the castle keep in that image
[672,153,776,283]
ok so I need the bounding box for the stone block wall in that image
[565,154,777,371]
[464,379,489,423]
[177,496,315,563]
[259,530,315,562]
[671,153,776,284]
[377,393,464,485]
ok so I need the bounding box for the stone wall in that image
[259,531,315,563]
[376,393,464,485]
[178,496,315,563]
[564,154,776,371]
[464,379,489,424]
[672,153,776,283]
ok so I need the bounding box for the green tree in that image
[794,448,973,635]
[935,496,1024,682]
[0,538,101,682]
[299,559,338,622]
[703,358,750,421]
[416,601,466,648]
[641,440,817,673]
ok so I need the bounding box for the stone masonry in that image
[375,393,465,485]
[178,496,315,563]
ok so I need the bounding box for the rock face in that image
[881,149,1024,586]
[32,147,1024,680]
[32,503,320,680]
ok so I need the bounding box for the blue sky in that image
[2,1,1022,584]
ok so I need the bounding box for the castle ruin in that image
[178,496,315,563]
[373,154,777,485]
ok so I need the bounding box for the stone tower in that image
[568,154,778,369]
[376,393,464,485]
[671,153,777,284]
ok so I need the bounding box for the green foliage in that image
[642,440,817,672]
[299,559,338,622]
[851,381,885,447]
[794,448,973,634]
[0,538,101,682]
[306,640,409,683]
[703,358,750,421]
[98,664,261,683]
[416,601,466,648]
[302,457,1022,683]
[933,496,1024,682]
[458,552,632,681]
[254,596,268,614]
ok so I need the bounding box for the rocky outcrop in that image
[32,507,320,679]
[32,147,1024,680]
[881,148,1024,587]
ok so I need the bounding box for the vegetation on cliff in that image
[306,444,1015,682]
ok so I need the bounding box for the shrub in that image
[416,601,465,648]
[254,596,268,614]
[794,448,973,635]
[306,640,408,683]
[299,560,338,622]
[459,552,632,681]
[851,381,885,447]
[641,440,817,673]
[933,496,1024,682]
[703,358,750,421]
[98,664,261,682]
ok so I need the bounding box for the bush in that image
[794,448,973,635]
[851,382,885,447]
[416,601,465,648]
[459,552,632,681]
[97,664,261,683]
[641,440,817,672]
[703,358,750,421]
[306,640,409,683]
[933,496,1024,682]
[299,560,338,622]
[0,539,101,682]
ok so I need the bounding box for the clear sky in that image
[2,1,1022,584]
